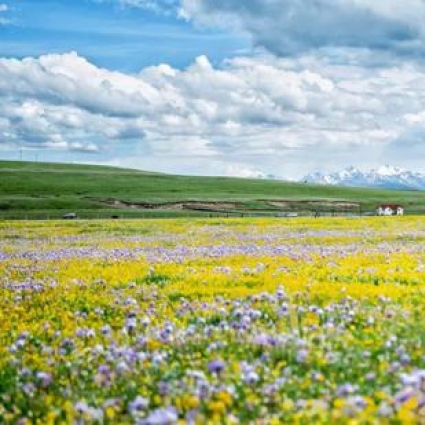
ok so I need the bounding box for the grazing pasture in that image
[1,217,425,423]
[2,161,425,218]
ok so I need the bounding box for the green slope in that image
[1,161,424,218]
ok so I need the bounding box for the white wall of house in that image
[377,207,388,216]
[377,206,404,216]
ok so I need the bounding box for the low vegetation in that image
[1,161,425,219]
[2,218,425,422]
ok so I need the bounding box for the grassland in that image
[1,160,425,219]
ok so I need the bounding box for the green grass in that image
[1,160,425,218]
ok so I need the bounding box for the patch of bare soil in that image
[97,198,361,213]
[98,199,241,212]
[267,200,360,209]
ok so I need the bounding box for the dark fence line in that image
[0,210,381,221]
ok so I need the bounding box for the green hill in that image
[1,161,424,219]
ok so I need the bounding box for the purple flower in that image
[98,364,110,375]
[252,334,272,347]
[36,371,52,388]
[101,325,112,336]
[158,381,170,396]
[22,383,36,396]
[125,318,138,333]
[242,370,259,385]
[336,383,356,397]
[276,286,286,299]
[128,396,149,415]
[296,349,309,364]
[208,359,226,375]
[75,401,90,414]
[394,387,415,405]
[401,370,425,388]
[141,406,178,424]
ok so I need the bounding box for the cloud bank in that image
[2,50,425,176]
[116,0,425,57]
[180,0,425,56]
[34,0,422,175]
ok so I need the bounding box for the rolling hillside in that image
[1,161,425,219]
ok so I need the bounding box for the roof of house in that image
[377,204,403,209]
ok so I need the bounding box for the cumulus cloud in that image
[2,51,425,177]
[180,0,425,56]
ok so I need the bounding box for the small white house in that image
[377,204,404,216]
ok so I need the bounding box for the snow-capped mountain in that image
[303,166,425,190]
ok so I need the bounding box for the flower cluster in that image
[1,217,425,423]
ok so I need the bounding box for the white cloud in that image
[222,163,267,179]
[103,0,178,13]
[180,0,425,56]
[110,0,425,58]
[2,51,425,177]
[0,3,9,25]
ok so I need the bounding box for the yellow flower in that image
[216,391,232,407]
[282,399,294,412]
[180,395,200,410]
[403,396,419,411]
[333,398,345,409]
[105,406,116,420]
[208,401,226,415]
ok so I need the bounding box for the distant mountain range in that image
[303,166,425,191]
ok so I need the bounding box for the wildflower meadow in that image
[1,217,425,423]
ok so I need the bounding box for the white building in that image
[377,204,404,216]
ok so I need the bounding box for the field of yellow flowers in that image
[1,217,425,424]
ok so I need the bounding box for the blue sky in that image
[1,0,425,178]
[0,0,249,71]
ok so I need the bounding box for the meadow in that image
[1,217,425,423]
[3,161,425,219]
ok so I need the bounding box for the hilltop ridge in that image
[1,161,425,218]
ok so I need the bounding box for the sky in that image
[1,0,425,179]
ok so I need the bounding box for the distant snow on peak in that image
[303,166,425,190]
[375,165,405,176]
